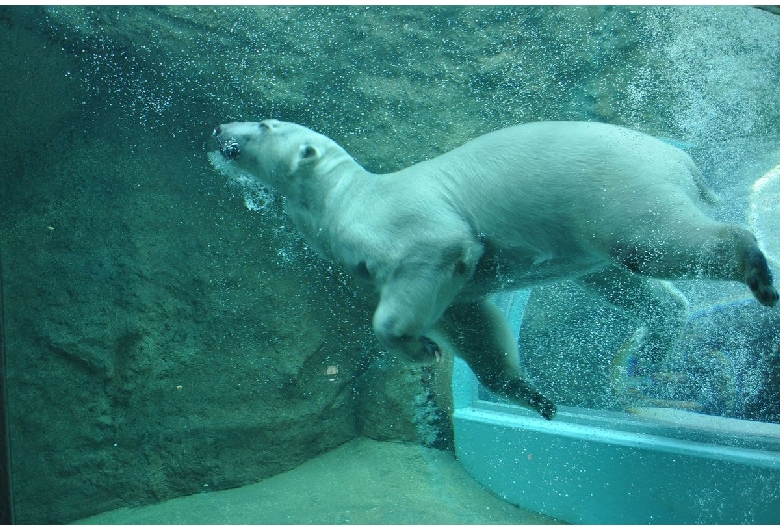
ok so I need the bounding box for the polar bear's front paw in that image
[528,392,557,420]
[502,377,557,420]
[420,336,442,363]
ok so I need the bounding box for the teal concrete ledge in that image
[452,359,780,524]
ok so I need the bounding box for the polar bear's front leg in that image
[372,287,444,365]
[372,271,463,365]
[441,299,557,420]
[371,239,482,364]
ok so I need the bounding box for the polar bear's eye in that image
[259,122,270,131]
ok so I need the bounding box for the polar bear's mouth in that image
[210,128,241,160]
[209,126,241,160]
[219,137,241,160]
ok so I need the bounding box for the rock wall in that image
[1,8,380,523]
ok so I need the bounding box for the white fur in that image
[210,119,776,419]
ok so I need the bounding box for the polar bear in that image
[209,119,777,420]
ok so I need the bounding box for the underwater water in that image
[0,4,779,525]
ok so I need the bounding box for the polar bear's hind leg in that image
[612,223,778,307]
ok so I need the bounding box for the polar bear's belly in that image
[460,243,608,298]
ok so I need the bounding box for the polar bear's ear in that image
[297,144,320,165]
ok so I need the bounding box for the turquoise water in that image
[1,5,779,524]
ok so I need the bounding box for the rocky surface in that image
[0,5,778,524]
[0,52,377,522]
[74,437,560,525]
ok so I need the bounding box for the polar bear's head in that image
[209,120,355,199]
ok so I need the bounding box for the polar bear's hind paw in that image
[745,246,778,307]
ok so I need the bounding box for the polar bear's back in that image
[445,121,705,201]
[405,121,716,258]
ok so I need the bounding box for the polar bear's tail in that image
[660,136,719,206]
[688,162,721,206]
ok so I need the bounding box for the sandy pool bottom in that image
[75,437,560,525]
